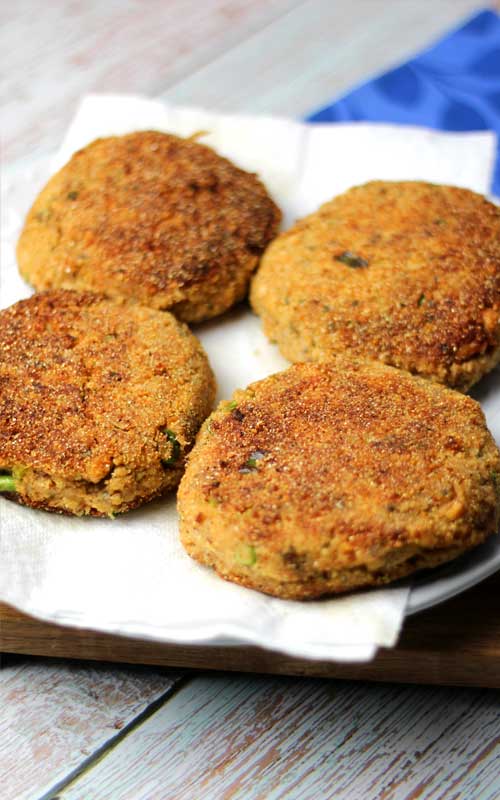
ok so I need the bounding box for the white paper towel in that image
[0,94,498,662]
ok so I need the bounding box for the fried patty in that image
[17,131,281,322]
[250,181,500,391]
[178,360,500,599]
[0,290,216,516]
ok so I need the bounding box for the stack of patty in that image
[1,131,280,515]
[178,181,500,598]
[4,130,500,601]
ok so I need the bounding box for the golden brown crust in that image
[250,181,500,391]
[178,360,500,599]
[0,290,216,515]
[17,131,281,322]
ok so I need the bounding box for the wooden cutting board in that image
[2,571,499,687]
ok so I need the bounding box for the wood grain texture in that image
[0,654,183,800]
[160,0,486,117]
[2,571,500,687]
[1,0,300,163]
[2,0,487,164]
[56,674,500,800]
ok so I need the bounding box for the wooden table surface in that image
[2,2,500,799]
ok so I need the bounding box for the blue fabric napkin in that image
[308,9,500,195]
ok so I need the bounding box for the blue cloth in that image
[307,9,500,194]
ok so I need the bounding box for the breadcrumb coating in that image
[251,181,500,390]
[178,360,500,599]
[0,290,215,515]
[17,131,281,322]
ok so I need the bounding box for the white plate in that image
[407,535,500,615]
[1,107,499,662]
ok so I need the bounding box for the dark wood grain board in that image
[2,571,499,687]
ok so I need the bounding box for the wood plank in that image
[56,674,500,800]
[2,571,500,687]
[3,0,488,164]
[160,0,486,118]
[0,654,184,800]
[2,0,300,163]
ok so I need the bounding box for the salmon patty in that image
[0,290,216,516]
[17,131,281,322]
[178,360,500,599]
[251,181,500,391]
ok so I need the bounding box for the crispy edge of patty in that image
[0,290,216,516]
[16,131,282,322]
[178,360,500,599]
[250,181,500,391]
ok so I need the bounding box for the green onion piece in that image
[239,450,267,473]
[162,429,180,467]
[235,544,257,566]
[417,293,426,307]
[335,251,369,268]
[0,473,16,492]
[225,400,238,411]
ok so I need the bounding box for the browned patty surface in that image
[178,360,500,599]
[0,290,216,515]
[250,181,500,391]
[17,131,281,322]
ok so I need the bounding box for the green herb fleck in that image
[225,400,238,412]
[67,191,79,200]
[239,450,266,473]
[335,251,369,268]
[235,543,257,566]
[0,472,15,492]
[162,429,180,467]
[418,293,426,307]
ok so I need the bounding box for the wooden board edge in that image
[1,574,500,687]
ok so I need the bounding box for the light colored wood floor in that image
[3,0,485,163]
[2,2,499,799]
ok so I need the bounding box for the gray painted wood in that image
[160,0,484,118]
[2,1,498,798]
[0,655,183,800]
[58,675,500,800]
[2,0,299,163]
